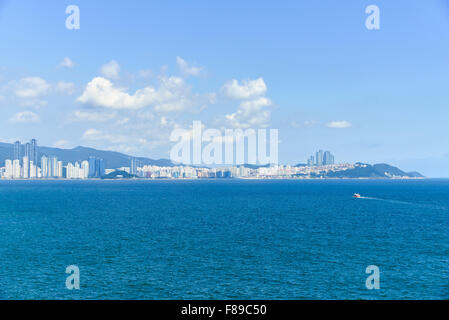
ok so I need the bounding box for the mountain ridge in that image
[0,142,425,177]
[0,142,174,169]
[325,163,424,178]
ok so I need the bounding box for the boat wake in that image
[355,196,449,211]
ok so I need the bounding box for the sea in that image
[0,179,448,300]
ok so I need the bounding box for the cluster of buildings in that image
[307,150,335,167]
[0,140,344,180]
[0,139,105,180]
[121,150,339,179]
[119,163,353,179]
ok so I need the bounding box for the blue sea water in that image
[0,179,448,300]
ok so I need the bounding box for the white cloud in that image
[76,111,183,155]
[9,111,40,124]
[82,128,128,144]
[82,128,103,140]
[3,77,73,104]
[222,78,267,100]
[100,60,120,80]
[116,117,130,125]
[291,120,316,128]
[55,81,75,95]
[176,56,203,76]
[138,69,153,78]
[222,77,273,128]
[326,121,352,129]
[13,77,51,98]
[77,76,213,112]
[59,57,74,68]
[77,77,159,110]
[72,110,116,122]
[19,99,48,109]
[225,97,272,128]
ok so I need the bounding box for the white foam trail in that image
[355,196,449,211]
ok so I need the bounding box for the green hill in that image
[0,142,174,169]
[102,170,136,179]
[326,163,423,178]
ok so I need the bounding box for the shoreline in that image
[0,177,432,182]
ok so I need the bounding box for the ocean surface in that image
[0,179,448,300]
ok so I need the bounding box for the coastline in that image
[0,177,430,181]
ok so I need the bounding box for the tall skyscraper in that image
[88,156,96,178]
[30,161,37,179]
[12,159,21,179]
[315,150,324,166]
[307,156,315,167]
[57,161,63,178]
[81,160,89,179]
[309,150,335,166]
[24,142,31,159]
[323,151,335,165]
[130,157,138,175]
[22,156,29,179]
[49,156,58,177]
[41,156,48,178]
[30,139,38,165]
[96,158,105,177]
[88,156,105,178]
[5,160,13,179]
[14,141,21,160]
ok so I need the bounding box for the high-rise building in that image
[57,161,63,178]
[315,150,324,166]
[81,160,89,179]
[41,156,48,178]
[130,157,138,175]
[96,158,105,177]
[30,139,38,165]
[14,141,21,160]
[49,156,58,177]
[309,150,335,166]
[67,161,90,179]
[13,159,21,179]
[24,143,31,160]
[22,156,29,178]
[88,156,96,178]
[323,151,335,165]
[48,157,53,177]
[5,160,13,179]
[30,161,37,179]
[307,156,315,167]
[88,156,105,178]
[67,162,74,179]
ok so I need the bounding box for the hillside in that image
[102,170,136,179]
[0,142,174,169]
[326,163,424,178]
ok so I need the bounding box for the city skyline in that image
[1,138,106,179]
[3,137,341,168]
[307,150,335,167]
[0,137,423,180]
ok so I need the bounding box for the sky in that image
[0,0,448,176]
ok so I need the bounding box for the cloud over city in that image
[9,111,40,124]
[326,121,352,129]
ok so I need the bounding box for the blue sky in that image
[0,0,449,176]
